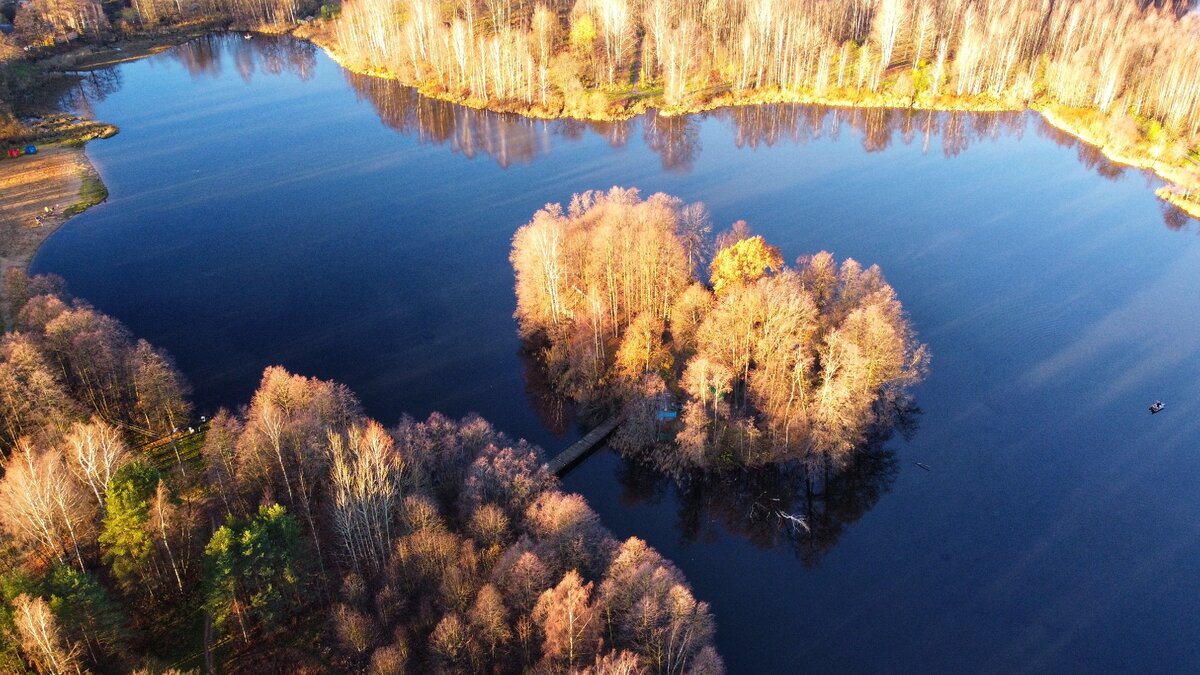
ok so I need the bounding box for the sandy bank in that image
[0,145,104,321]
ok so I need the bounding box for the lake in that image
[33,35,1200,673]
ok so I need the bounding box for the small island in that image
[512,187,928,472]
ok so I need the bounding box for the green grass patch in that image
[63,168,108,216]
[143,426,208,472]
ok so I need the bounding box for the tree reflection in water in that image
[613,403,919,568]
[58,34,317,114]
[709,103,1027,158]
[1161,201,1197,232]
[58,67,122,119]
[59,33,1198,230]
[345,71,557,168]
[164,33,318,81]
[519,338,578,438]
[345,77,1034,171]
[1033,116,1129,181]
[643,111,701,173]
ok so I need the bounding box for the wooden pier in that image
[546,416,621,475]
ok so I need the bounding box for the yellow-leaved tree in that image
[708,235,784,296]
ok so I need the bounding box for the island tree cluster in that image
[511,187,928,471]
[0,276,721,674]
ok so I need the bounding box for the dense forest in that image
[0,272,722,674]
[326,0,1200,162]
[6,0,1200,149]
[510,187,927,472]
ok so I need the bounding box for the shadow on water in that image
[58,34,318,115]
[343,76,1041,174]
[1161,201,1199,232]
[519,341,578,437]
[612,404,919,568]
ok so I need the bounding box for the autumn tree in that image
[0,440,96,569]
[200,409,245,516]
[0,279,722,672]
[63,417,130,512]
[598,537,716,672]
[469,583,512,664]
[14,0,108,44]
[512,192,926,470]
[513,188,694,396]
[10,594,83,675]
[534,569,601,669]
[615,313,670,383]
[0,334,79,450]
[708,233,784,296]
[129,340,192,439]
[237,366,360,572]
[328,421,405,575]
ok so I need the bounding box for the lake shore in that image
[1035,105,1200,220]
[3,23,1197,307]
[0,144,105,321]
[295,24,1200,217]
[298,23,1023,122]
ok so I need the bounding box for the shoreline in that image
[1036,105,1200,220]
[1155,186,1200,219]
[4,24,1198,308]
[301,26,1025,122]
[297,27,1200,216]
[0,143,105,323]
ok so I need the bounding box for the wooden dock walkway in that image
[546,416,621,475]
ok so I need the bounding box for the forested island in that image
[512,188,927,473]
[0,273,723,673]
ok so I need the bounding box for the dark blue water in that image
[34,36,1200,673]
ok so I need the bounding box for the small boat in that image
[1149,400,1164,414]
[243,33,252,39]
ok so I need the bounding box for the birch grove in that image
[512,190,928,469]
[329,0,1200,146]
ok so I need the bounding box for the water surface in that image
[35,35,1200,673]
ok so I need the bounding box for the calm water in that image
[34,36,1200,672]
